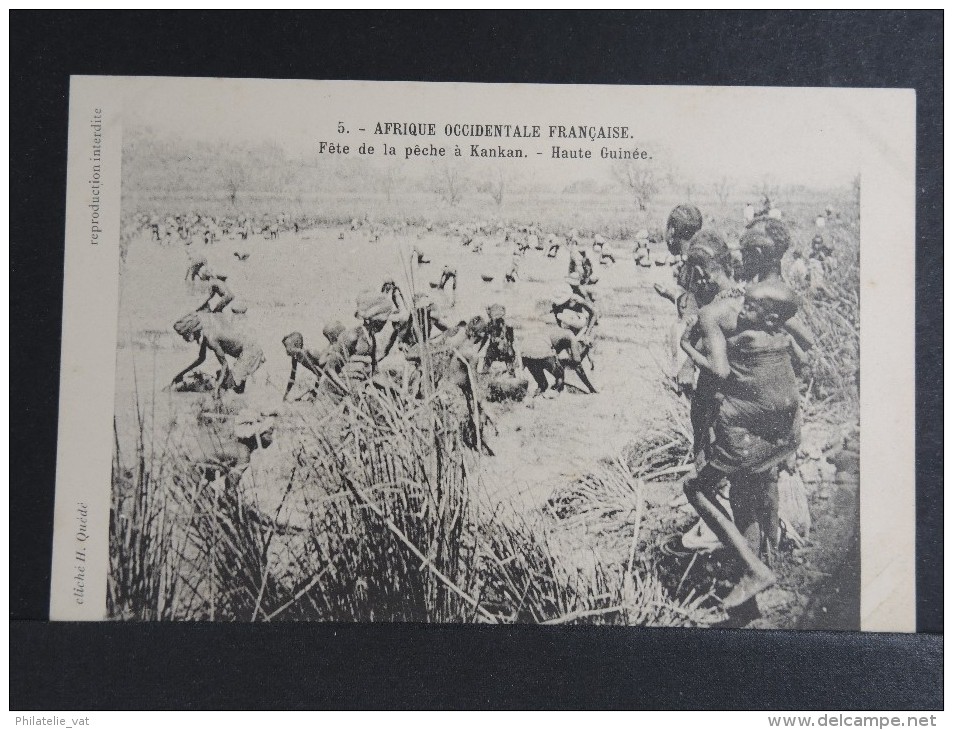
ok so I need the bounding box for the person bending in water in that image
[480,304,518,376]
[281,322,345,401]
[191,411,276,494]
[552,285,598,339]
[321,294,392,394]
[172,312,264,397]
[438,316,493,454]
[196,269,236,313]
[437,265,458,305]
[551,328,598,394]
[522,325,598,396]
[185,254,208,281]
[519,326,565,397]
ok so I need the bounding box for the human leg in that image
[757,468,780,563]
[683,465,775,608]
[728,473,762,554]
[522,357,550,393]
[219,367,237,392]
[690,390,717,467]
[569,363,597,393]
[546,356,565,391]
[229,346,264,392]
[727,468,781,576]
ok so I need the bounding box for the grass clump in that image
[110,355,711,626]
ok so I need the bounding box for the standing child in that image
[674,230,741,456]
[652,204,705,359]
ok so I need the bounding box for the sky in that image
[110,76,910,191]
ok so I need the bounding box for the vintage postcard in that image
[49,76,915,630]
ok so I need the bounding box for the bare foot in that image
[723,569,776,609]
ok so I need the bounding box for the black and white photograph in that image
[48,77,915,632]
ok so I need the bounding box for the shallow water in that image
[114,225,678,509]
